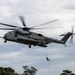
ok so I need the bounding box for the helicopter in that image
[0,16,75,48]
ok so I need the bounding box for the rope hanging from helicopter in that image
[44,48,51,75]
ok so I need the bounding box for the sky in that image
[0,0,75,75]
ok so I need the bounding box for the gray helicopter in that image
[0,16,75,48]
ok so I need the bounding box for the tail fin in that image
[61,32,72,44]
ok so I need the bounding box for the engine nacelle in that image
[15,29,30,35]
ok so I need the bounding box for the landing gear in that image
[29,45,31,48]
[4,40,7,43]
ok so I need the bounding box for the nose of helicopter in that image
[4,33,7,39]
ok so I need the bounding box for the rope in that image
[44,48,51,75]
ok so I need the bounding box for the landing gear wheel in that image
[29,45,31,48]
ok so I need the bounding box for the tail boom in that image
[60,32,72,44]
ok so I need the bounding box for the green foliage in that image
[22,66,37,75]
[60,70,75,75]
[0,67,19,75]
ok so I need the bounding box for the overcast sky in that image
[0,0,75,75]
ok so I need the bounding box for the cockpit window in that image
[8,32,11,35]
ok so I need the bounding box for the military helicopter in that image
[0,16,75,48]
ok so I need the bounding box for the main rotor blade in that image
[0,23,18,28]
[20,16,26,27]
[30,27,62,30]
[30,28,50,30]
[0,36,4,38]
[0,28,16,30]
[30,19,58,28]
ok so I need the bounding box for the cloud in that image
[0,51,22,59]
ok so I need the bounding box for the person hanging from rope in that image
[46,57,50,61]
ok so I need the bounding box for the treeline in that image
[0,66,75,75]
[0,67,19,75]
[0,66,37,75]
[60,70,75,75]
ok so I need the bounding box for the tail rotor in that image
[70,26,75,43]
[60,26,75,43]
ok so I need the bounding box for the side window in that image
[38,34,42,37]
[8,32,13,36]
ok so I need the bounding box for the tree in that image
[0,67,19,75]
[22,66,37,75]
[60,70,75,75]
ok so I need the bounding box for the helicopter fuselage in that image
[4,31,53,47]
[2,30,74,48]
